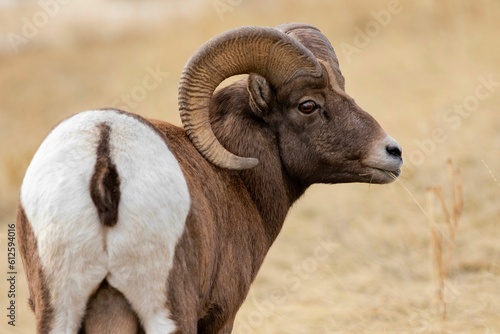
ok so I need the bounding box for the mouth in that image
[360,166,401,184]
[377,167,401,178]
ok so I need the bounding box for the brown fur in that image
[152,121,271,333]
[17,205,54,333]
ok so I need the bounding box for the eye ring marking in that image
[298,100,318,114]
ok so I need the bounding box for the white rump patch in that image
[20,109,190,333]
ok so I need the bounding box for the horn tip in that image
[235,157,259,170]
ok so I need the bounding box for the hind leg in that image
[41,234,108,333]
[105,219,179,334]
[21,210,109,333]
[106,248,177,333]
[18,205,108,333]
[41,245,108,333]
[108,269,176,334]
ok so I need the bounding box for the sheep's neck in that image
[243,168,305,245]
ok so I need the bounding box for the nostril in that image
[386,145,402,158]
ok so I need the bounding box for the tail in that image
[83,281,142,333]
[89,123,121,227]
[85,124,138,332]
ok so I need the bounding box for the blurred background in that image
[0,0,499,333]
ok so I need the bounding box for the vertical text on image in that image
[6,223,17,326]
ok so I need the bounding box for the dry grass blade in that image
[426,160,464,333]
[454,169,464,225]
[427,187,447,328]
[389,171,431,220]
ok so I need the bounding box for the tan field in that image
[0,0,499,333]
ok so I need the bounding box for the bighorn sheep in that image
[17,23,402,333]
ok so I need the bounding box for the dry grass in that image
[1,0,499,333]
[427,160,464,332]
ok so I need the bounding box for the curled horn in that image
[178,26,322,170]
[276,23,345,90]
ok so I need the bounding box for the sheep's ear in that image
[247,74,273,117]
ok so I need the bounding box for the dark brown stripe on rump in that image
[90,123,121,227]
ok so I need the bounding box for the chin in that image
[361,167,401,184]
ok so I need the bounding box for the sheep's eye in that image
[298,100,318,114]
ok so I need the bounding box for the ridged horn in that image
[178,26,322,170]
[276,23,345,89]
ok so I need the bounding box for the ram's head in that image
[178,23,402,184]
